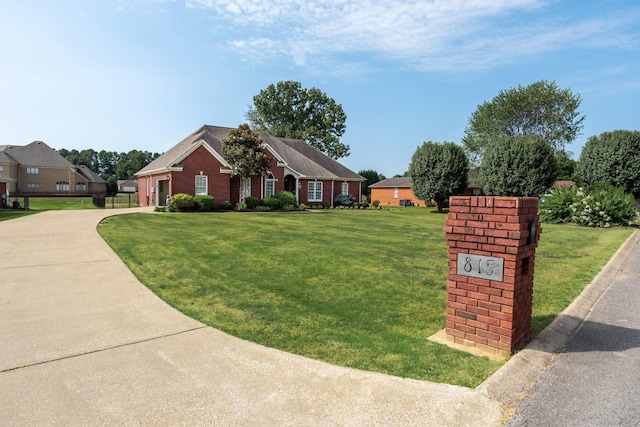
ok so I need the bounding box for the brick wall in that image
[443,196,540,357]
[370,187,425,206]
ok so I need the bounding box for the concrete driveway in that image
[0,209,504,426]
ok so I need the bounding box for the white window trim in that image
[195,175,208,196]
[341,182,349,195]
[308,181,322,202]
[241,177,251,199]
[264,173,275,198]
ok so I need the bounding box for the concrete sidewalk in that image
[0,209,504,426]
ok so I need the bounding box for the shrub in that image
[171,193,195,211]
[235,202,247,212]
[255,205,272,212]
[281,204,296,211]
[372,200,380,208]
[245,196,260,210]
[262,197,281,210]
[220,200,233,211]
[541,184,636,227]
[275,191,297,207]
[153,206,165,213]
[334,194,355,207]
[540,186,579,224]
[569,184,636,227]
[298,203,307,210]
[193,195,215,212]
[323,201,331,209]
[480,135,556,197]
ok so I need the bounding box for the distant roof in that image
[136,125,363,181]
[0,141,75,168]
[0,173,14,182]
[369,177,412,188]
[76,165,106,183]
[370,172,481,189]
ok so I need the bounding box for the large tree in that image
[463,80,585,164]
[221,124,271,203]
[408,141,468,213]
[358,169,385,198]
[246,81,349,159]
[575,130,640,199]
[479,135,556,197]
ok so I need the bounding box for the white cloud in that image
[185,0,639,74]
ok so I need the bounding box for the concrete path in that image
[0,209,504,426]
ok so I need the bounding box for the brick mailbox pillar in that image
[443,196,541,358]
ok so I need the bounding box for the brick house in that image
[369,177,425,206]
[135,125,364,207]
[370,174,483,207]
[0,141,106,200]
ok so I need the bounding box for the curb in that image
[477,229,640,407]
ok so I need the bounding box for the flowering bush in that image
[540,184,636,227]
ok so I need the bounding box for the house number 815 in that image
[456,253,504,282]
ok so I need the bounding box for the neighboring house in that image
[117,179,138,193]
[135,125,364,207]
[0,141,106,197]
[370,174,482,207]
[369,177,425,206]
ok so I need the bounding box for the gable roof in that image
[136,125,363,181]
[76,165,106,183]
[0,141,75,168]
[369,177,412,188]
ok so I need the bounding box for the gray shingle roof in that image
[76,165,106,183]
[369,177,412,188]
[136,125,363,181]
[0,141,74,168]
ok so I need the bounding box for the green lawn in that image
[97,208,634,387]
[0,195,139,221]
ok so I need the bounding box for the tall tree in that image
[408,141,468,213]
[358,169,385,197]
[221,124,272,203]
[575,130,640,199]
[463,80,585,164]
[479,135,557,197]
[246,81,349,159]
[555,150,577,181]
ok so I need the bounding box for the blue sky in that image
[1,0,638,177]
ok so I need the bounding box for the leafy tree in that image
[358,169,385,197]
[555,150,577,181]
[408,141,469,213]
[575,130,640,199]
[105,176,118,196]
[463,80,585,164]
[221,124,271,202]
[479,135,556,197]
[246,80,349,159]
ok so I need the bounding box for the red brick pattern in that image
[444,196,541,357]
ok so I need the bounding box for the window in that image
[27,167,39,175]
[308,181,322,202]
[27,183,39,189]
[56,181,69,191]
[0,165,4,172]
[241,177,251,198]
[472,188,482,196]
[195,175,208,195]
[265,173,275,198]
[393,187,398,198]
[76,182,86,191]
[341,182,349,195]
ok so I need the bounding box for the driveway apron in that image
[0,209,503,426]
